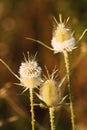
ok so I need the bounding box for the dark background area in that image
[0,0,87,130]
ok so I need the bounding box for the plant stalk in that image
[29,88,35,130]
[49,107,55,130]
[63,50,75,130]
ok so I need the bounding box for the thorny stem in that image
[49,107,55,130]
[29,88,35,130]
[63,50,76,130]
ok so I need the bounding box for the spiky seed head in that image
[51,15,76,53]
[19,53,42,89]
[40,79,61,107]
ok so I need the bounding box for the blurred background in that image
[0,0,87,130]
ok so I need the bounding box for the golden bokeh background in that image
[0,0,87,130]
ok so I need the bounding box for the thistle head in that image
[19,52,42,90]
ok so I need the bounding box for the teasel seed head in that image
[51,14,76,53]
[39,68,62,107]
[40,79,61,107]
[19,52,42,90]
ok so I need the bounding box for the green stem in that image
[63,50,75,130]
[49,107,55,130]
[29,88,35,130]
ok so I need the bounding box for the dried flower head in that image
[51,14,76,53]
[19,52,42,90]
[26,14,87,54]
[40,79,60,107]
[38,68,65,108]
